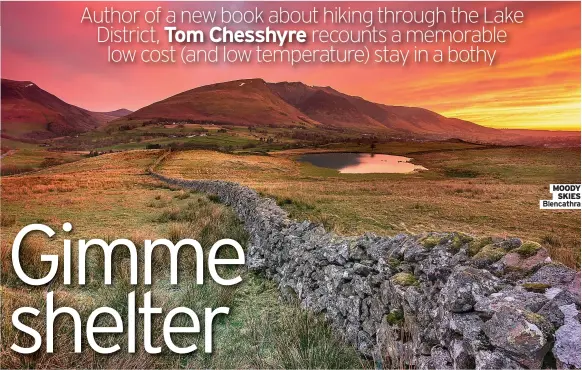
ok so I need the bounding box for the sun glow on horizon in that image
[440,83,581,131]
[386,49,581,131]
[1,2,580,132]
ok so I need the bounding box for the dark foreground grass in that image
[1,151,369,369]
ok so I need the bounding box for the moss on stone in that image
[468,237,494,257]
[514,241,542,258]
[391,272,419,287]
[450,233,474,251]
[524,310,544,323]
[472,245,506,264]
[523,310,552,333]
[503,265,527,276]
[422,236,441,249]
[388,258,401,269]
[386,309,405,326]
[522,282,551,293]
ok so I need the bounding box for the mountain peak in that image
[3,77,509,143]
[122,78,505,140]
[209,78,266,87]
[96,108,133,118]
[1,78,120,140]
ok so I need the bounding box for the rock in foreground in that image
[153,173,581,369]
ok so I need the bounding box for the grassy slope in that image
[123,79,321,128]
[1,124,277,175]
[41,124,291,152]
[1,151,367,368]
[158,144,581,269]
[1,147,87,175]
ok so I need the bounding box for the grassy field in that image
[157,143,581,269]
[1,139,579,368]
[1,147,87,175]
[1,151,368,368]
[41,123,304,153]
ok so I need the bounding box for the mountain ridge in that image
[123,78,507,142]
[1,79,127,140]
[97,108,133,118]
[2,77,579,146]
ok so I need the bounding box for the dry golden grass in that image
[1,148,87,176]
[2,143,577,368]
[1,149,366,369]
[158,147,580,269]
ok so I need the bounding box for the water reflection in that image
[298,153,427,174]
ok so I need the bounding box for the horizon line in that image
[2,75,580,133]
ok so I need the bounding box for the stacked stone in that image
[152,172,581,369]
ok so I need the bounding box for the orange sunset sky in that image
[1,1,580,131]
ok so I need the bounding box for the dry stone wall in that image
[152,172,581,369]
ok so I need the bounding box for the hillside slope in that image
[125,79,324,129]
[1,79,118,140]
[98,108,133,118]
[268,81,504,141]
[124,78,505,140]
[7,77,575,146]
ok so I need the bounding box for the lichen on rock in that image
[391,272,419,287]
[151,172,581,370]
